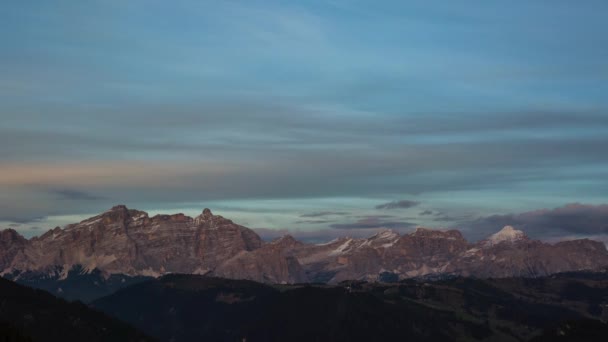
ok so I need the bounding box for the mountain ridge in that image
[2,205,608,286]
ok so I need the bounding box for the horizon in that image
[4,203,607,247]
[2,1,608,246]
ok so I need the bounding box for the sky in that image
[1,0,608,243]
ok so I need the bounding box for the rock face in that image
[299,226,608,282]
[0,229,28,271]
[2,206,266,278]
[213,235,308,284]
[2,207,608,285]
[450,234,608,278]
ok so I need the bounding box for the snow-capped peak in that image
[484,226,527,246]
[372,229,399,240]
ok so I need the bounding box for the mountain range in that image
[2,205,608,290]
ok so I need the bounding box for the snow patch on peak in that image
[366,230,399,248]
[316,237,340,246]
[373,229,399,240]
[329,238,353,256]
[485,226,527,246]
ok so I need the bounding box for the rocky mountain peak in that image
[370,229,399,240]
[193,208,216,224]
[484,225,527,246]
[0,229,28,271]
[271,235,301,248]
[95,205,134,225]
[108,205,130,214]
[0,228,25,242]
[410,227,464,240]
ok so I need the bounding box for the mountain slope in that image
[3,265,151,303]
[92,272,608,342]
[0,277,154,342]
[92,274,493,342]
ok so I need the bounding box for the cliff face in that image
[2,207,608,284]
[3,206,266,278]
[213,235,308,284]
[0,229,28,271]
[448,237,608,278]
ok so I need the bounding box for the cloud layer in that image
[466,203,608,240]
[375,200,420,210]
[1,1,607,238]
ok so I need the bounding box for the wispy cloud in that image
[2,1,608,236]
[49,189,105,201]
[294,219,335,224]
[375,200,420,210]
[300,211,349,218]
[0,215,45,224]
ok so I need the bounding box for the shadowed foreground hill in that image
[0,277,154,342]
[92,275,492,342]
[93,272,608,342]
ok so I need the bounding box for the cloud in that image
[300,211,349,218]
[465,203,608,240]
[0,215,46,224]
[419,210,434,216]
[433,212,476,222]
[2,110,608,226]
[293,219,334,224]
[2,2,608,231]
[375,200,420,210]
[330,216,415,230]
[352,214,396,219]
[49,189,105,201]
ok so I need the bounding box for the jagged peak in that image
[194,208,215,221]
[36,226,62,240]
[369,229,399,240]
[484,226,527,246]
[413,227,433,234]
[106,204,149,216]
[0,228,26,242]
[271,234,301,247]
[194,208,229,224]
[94,205,132,221]
[110,204,129,212]
[410,227,464,240]
[274,234,296,242]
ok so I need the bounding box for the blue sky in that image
[1,1,608,242]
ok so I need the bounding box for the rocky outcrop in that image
[291,228,470,283]
[213,235,308,283]
[0,229,28,271]
[3,206,267,278]
[449,229,608,278]
[291,226,608,283]
[2,207,608,284]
